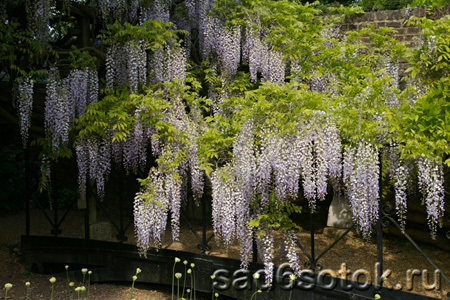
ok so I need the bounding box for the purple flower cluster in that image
[394,163,408,231]
[45,69,70,150]
[141,0,170,23]
[76,138,112,199]
[187,123,204,202]
[284,231,302,277]
[98,0,127,23]
[134,169,170,255]
[417,157,445,239]
[256,229,274,285]
[254,117,341,211]
[211,165,242,245]
[64,67,98,120]
[166,45,187,83]
[15,76,34,148]
[343,142,379,238]
[106,42,147,92]
[120,110,153,175]
[233,121,256,203]
[245,25,285,84]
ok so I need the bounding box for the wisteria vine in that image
[17,0,448,285]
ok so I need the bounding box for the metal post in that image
[310,210,316,271]
[376,210,383,289]
[201,190,207,252]
[51,163,60,236]
[376,150,383,293]
[252,239,258,263]
[25,147,30,236]
[84,183,90,240]
[118,174,126,242]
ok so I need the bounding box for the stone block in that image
[84,222,112,241]
[323,227,354,240]
[326,195,353,229]
[407,27,420,34]
[375,10,388,21]
[386,21,401,28]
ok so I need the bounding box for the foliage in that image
[399,16,450,164]
[411,0,450,8]
[356,0,413,11]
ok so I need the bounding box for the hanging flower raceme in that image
[255,116,341,211]
[299,116,342,211]
[15,76,34,148]
[75,141,89,194]
[166,45,187,83]
[248,26,269,83]
[394,163,408,231]
[121,109,153,175]
[27,0,51,44]
[417,157,445,239]
[106,40,148,92]
[243,21,285,84]
[186,122,204,202]
[45,69,70,150]
[133,162,183,255]
[256,228,275,286]
[98,0,128,23]
[64,67,98,121]
[134,169,170,256]
[283,231,302,277]
[211,165,242,245]
[256,131,304,208]
[233,120,256,203]
[141,0,170,23]
[343,141,380,238]
[75,137,111,199]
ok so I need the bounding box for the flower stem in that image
[87,273,91,300]
[130,279,135,300]
[250,290,259,300]
[172,261,177,300]
[193,270,196,300]
[182,264,187,298]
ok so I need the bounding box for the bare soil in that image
[0,209,449,299]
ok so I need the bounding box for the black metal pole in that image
[85,183,90,240]
[201,191,207,253]
[25,147,30,236]
[52,163,60,236]
[118,175,126,242]
[252,238,258,263]
[376,150,383,292]
[310,209,316,271]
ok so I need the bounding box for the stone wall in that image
[343,7,427,43]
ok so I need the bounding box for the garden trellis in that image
[2,0,448,286]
